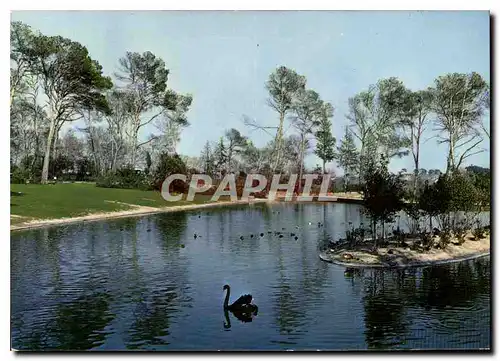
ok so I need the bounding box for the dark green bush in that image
[10,168,29,184]
[362,156,405,240]
[96,166,150,190]
[152,153,188,192]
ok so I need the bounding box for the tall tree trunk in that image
[446,135,455,175]
[227,147,233,174]
[413,157,419,201]
[41,116,56,183]
[298,134,305,194]
[131,127,139,169]
[130,113,141,168]
[272,111,285,173]
[322,159,326,175]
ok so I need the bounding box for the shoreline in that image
[10,198,270,232]
[319,250,490,269]
[10,191,364,232]
[319,235,490,269]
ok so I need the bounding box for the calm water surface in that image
[11,203,491,350]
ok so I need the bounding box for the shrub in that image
[472,220,487,240]
[404,203,423,235]
[419,171,482,234]
[19,154,43,182]
[152,153,188,192]
[420,232,433,248]
[10,168,29,184]
[96,166,150,190]
[362,155,405,241]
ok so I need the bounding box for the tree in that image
[282,135,310,174]
[18,29,113,183]
[480,87,490,139]
[290,89,325,191]
[145,151,152,174]
[430,72,489,174]
[152,153,187,191]
[10,86,48,169]
[401,89,434,198]
[314,103,336,174]
[10,21,36,105]
[362,155,406,243]
[224,128,247,172]
[199,141,215,175]
[336,126,359,191]
[115,51,192,167]
[240,140,269,174]
[265,66,306,172]
[348,77,410,182]
[466,165,490,207]
[214,137,228,174]
[58,129,86,175]
[419,179,444,232]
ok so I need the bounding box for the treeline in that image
[11,21,490,196]
[10,21,192,184]
[185,66,490,197]
[358,155,490,251]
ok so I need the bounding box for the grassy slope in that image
[10,183,214,222]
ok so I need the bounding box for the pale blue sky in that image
[11,10,490,173]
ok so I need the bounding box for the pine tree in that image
[314,104,336,174]
[214,137,228,174]
[200,141,215,175]
[336,126,359,191]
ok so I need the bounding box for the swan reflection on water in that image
[223,284,259,329]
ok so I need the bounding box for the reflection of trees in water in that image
[359,258,490,349]
[299,205,329,301]
[13,213,194,350]
[153,212,188,254]
[119,212,192,349]
[414,258,490,310]
[269,203,321,336]
[271,278,307,335]
[362,270,411,349]
[268,231,306,335]
[126,288,179,350]
[50,293,114,350]
[14,292,115,350]
[13,224,118,350]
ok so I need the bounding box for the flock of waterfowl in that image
[190,212,327,326]
[126,211,328,327]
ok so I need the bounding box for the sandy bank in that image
[10,198,269,232]
[319,234,490,269]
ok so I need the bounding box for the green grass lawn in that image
[10,182,215,222]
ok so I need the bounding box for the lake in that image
[11,202,491,350]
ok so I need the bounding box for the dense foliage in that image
[151,153,188,192]
[96,166,150,190]
[362,156,406,240]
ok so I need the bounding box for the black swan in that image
[223,285,258,314]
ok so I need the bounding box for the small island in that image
[319,228,490,268]
[319,155,490,269]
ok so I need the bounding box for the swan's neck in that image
[224,287,230,309]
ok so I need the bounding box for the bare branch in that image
[137,135,158,149]
[455,139,484,169]
[242,115,277,138]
